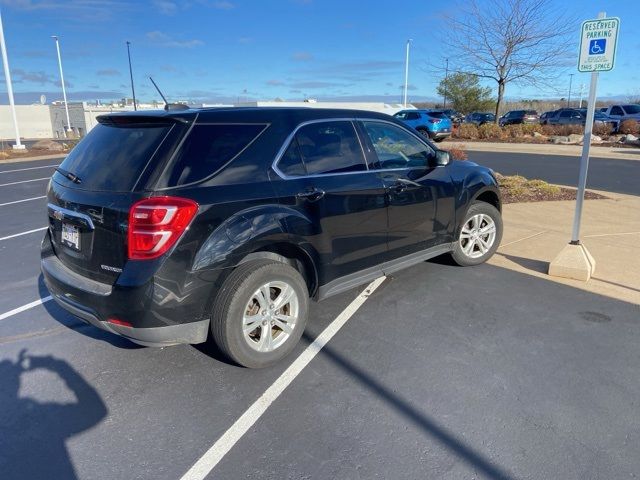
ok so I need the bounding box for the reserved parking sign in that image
[578,17,620,72]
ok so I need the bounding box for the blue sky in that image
[0,0,638,104]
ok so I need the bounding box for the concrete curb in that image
[0,153,66,165]
[450,141,640,161]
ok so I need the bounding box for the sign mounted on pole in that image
[578,17,620,72]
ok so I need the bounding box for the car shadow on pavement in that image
[38,275,143,350]
[0,349,107,480]
[496,253,548,274]
[300,331,517,480]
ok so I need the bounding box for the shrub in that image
[556,124,583,136]
[521,123,543,135]
[477,123,503,139]
[619,119,640,135]
[503,124,524,138]
[592,123,611,137]
[541,124,557,136]
[443,145,468,160]
[454,123,479,139]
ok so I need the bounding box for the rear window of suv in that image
[56,123,172,192]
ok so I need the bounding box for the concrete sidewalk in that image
[490,192,640,305]
[455,141,640,161]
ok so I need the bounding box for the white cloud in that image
[146,31,204,48]
[153,0,177,15]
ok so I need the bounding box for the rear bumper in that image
[41,245,210,347]
[430,130,452,139]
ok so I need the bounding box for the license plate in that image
[61,223,80,250]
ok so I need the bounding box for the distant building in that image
[237,100,410,115]
[1,100,415,142]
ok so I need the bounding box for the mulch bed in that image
[500,186,606,204]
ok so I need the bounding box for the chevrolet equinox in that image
[42,107,502,368]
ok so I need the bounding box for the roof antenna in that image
[149,76,188,111]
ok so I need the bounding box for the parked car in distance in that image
[464,112,496,126]
[545,108,584,126]
[393,109,453,142]
[41,107,502,368]
[578,109,620,133]
[498,110,539,126]
[441,109,464,125]
[603,104,640,122]
[539,110,557,125]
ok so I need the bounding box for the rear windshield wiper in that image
[55,167,82,184]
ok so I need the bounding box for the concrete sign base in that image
[548,243,596,282]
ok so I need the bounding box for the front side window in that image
[361,121,433,170]
[610,106,624,116]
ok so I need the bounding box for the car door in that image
[356,119,456,261]
[269,119,389,285]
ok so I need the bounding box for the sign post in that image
[549,12,620,282]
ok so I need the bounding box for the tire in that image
[450,201,503,266]
[417,128,431,140]
[210,260,309,368]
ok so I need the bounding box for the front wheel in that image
[210,260,309,368]
[450,201,503,266]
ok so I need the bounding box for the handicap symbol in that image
[589,39,606,55]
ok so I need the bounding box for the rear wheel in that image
[210,260,309,368]
[417,128,431,140]
[450,201,503,266]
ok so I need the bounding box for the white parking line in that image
[0,164,59,174]
[0,296,52,322]
[0,195,47,207]
[0,227,47,241]
[0,177,50,187]
[180,276,386,480]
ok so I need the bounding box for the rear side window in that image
[56,123,171,191]
[164,124,267,186]
[280,121,366,176]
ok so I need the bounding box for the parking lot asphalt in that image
[1,158,639,480]
[467,151,640,196]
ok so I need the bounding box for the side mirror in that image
[434,150,450,166]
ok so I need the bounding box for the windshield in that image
[623,105,640,114]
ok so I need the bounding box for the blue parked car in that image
[393,110,452,142]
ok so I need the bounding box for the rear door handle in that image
[296,188,325,202]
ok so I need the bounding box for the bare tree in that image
[441,0,575,121]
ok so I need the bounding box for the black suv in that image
[498,110,539,126]
[42,107,502,368]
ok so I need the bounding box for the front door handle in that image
[296,188,325,202]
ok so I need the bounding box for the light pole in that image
[578,83,585,108]
[0,8,24,149]
[126,41,137,111]
[403,39,412,108]
[443,58,449,109]
[567,73,574,107]
[51,35,71,137]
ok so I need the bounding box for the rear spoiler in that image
[96,113,193,126]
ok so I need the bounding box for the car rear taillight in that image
[128,196,198,260]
